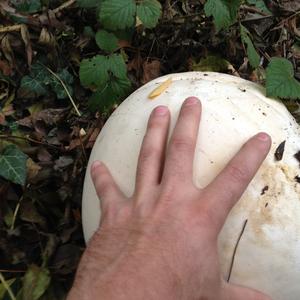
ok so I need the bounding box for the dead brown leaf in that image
[142,60,161,84]
[0,59,12,75]
[26,158,42,182]
[20,25,33,67]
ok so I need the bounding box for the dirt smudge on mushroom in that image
[274,140,286,161]
[261,185,269,195]
[294,151,300,166]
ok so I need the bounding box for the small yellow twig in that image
[0,25,22,34]
[0,273,16,300]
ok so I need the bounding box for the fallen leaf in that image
[26,158,42,181]
[142,60,161,84]
[0,59,12,76]
[148,78,172,99]
[20,25,33,67]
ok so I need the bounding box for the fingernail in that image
[256,132,270,142]
[92,161,102,171]
[184,97,199,106]
[154,106,168,116]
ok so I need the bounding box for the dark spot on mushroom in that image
[295,176,300,184]
[204,73,208,76]
[265,203,269,208]
[239,88,246,92]
[274,141,286,161]
[232,117,235,120]
[294,151,300,164]
[262,112,267,116]
[261,185,269,195]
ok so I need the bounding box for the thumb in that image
[223,283,272,300]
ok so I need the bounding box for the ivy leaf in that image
[204,0,241,31]
[240,25,260,68]
[100,0,136,30]
[20,64,48,97]
[49,69,74,99]
[266,58,300,100]
[95,30,119,53]
[77,0,100,8]
[0,144,28,185]
[246,0,271,14]
[136,0,162,28]
[22,265,51,300]
[79,55,110,88]
[11,0,41,13]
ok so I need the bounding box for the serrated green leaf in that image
[89,77,131,111]
[204,0,241,31]
[77,0,100,8]
[240,25,260,68]
[0,145,28,185]
[107,54,128,78]
[22,265,51,300]
[266,58,300,100]
[246,0,271,14]
[136,0,162,28]
[95,30,119,53]
[100,0,136,30]
[79,55,110,88]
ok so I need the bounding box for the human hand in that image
[68,97,272,300]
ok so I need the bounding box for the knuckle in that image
[140,146,158,162]
[95,176,114,196]
[227,164,248,183]
[171,137,193,153]
[147,118,163,130]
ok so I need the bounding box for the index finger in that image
[204,132,271,232]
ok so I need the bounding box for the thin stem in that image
[10,195,24,231]
[0,273,16,300]
[0,135,60,149]
[42,65,81,117]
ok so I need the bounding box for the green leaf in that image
[89,77,131,111]
[266,58,300,100]
[48,69,74,99]
[22,265,51,300]
[77,0,100,8]
[11,0,41,13]
[204,0,241,31]
[240,25,260,68]
[100,0,136,30]
[246,0,271,14]
[136,0,162,28]
[95,30,119,53]
[107,54,128,78]
[0,144,28,185]
[20,64,49,97]
[79,55,110,88]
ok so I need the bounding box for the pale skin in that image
[68,97,272,300]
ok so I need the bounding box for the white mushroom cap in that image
[82,72,300,300]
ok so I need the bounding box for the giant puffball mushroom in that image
[82,72,300,300]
